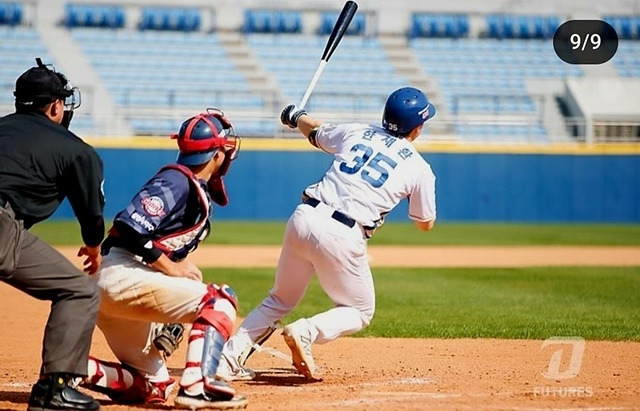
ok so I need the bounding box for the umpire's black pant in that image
[1,229,100,377]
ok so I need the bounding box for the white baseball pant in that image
[96,247,208,381]
[226,202,375,359]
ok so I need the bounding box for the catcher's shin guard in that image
[202,325,226,379]
[180,323,235,401]
[178,283,238,399]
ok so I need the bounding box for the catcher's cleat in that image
[282,320,317,380]
[215,354,256,382]
[174,388,248,410]
[28,374,100,411]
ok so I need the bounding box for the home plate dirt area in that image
[0,245,639,410]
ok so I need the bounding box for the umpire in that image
[0,58,104,410]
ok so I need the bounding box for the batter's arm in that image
[280,105,323,140]
[296,113,323,139]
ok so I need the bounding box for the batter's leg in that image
[303,215,375,344]
[309,257,374,344]
[221,210,315,375]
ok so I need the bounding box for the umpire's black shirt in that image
[0,111,105,246]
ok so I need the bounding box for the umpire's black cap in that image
[14,62,72,106]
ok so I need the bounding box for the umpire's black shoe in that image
[27,374,100,411]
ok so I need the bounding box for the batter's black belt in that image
[303,197,356,228]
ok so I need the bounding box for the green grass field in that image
[32,220,640,341]
[208,267,640,341]
[30,220,640,245]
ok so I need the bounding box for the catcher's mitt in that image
[153,323,185,357]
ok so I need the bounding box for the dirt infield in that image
[54,245,640,268]
[1,245,639,410]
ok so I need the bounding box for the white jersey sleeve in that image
[408,164,437,222]
[313,123,350,153]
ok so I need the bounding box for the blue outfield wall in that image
[52,149,640,222]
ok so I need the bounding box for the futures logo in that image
[541,337,586,380]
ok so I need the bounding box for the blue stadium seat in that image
[486,15,558,39]
[515,16,532,39]
[244,10,281,33]
[64,4,125,29]
[319,12,365,35]
[410,13,468,38]
[279,11,302,33]
[139,7,201,32]
[605,16,640,39]
[546,16,560,37]
[0,2,22,26]
[486,15,499,38]
[532,16,547,39]
[502,16,515,38]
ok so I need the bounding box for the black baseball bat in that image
[298,1,359,109]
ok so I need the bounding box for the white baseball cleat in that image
[174,388,248,410]
[175,378,247,410]
[215,354,256,382]
[282,320,317,379]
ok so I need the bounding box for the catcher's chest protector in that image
[153,164,211,261]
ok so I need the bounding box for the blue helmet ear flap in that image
[382,87,435,136]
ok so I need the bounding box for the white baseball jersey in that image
[305,123,436,228]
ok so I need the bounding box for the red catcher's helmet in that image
[171,108,240,166]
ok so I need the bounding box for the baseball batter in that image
[78,109,247,409]
[217,87,437,381]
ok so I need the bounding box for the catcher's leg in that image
[80,356,175,404]
[87,315,176,404]
[175,284,248,410]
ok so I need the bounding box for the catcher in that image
[78,109,247,409]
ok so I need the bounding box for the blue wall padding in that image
[51,150,640,222]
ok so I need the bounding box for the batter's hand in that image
[77,245,101,274]
[280,104,307,129]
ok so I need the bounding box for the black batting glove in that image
[280,104,307,129]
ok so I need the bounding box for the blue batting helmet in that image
[171,108,239,166]
[382,87,436,137]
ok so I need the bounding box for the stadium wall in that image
[51,144,640,223]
